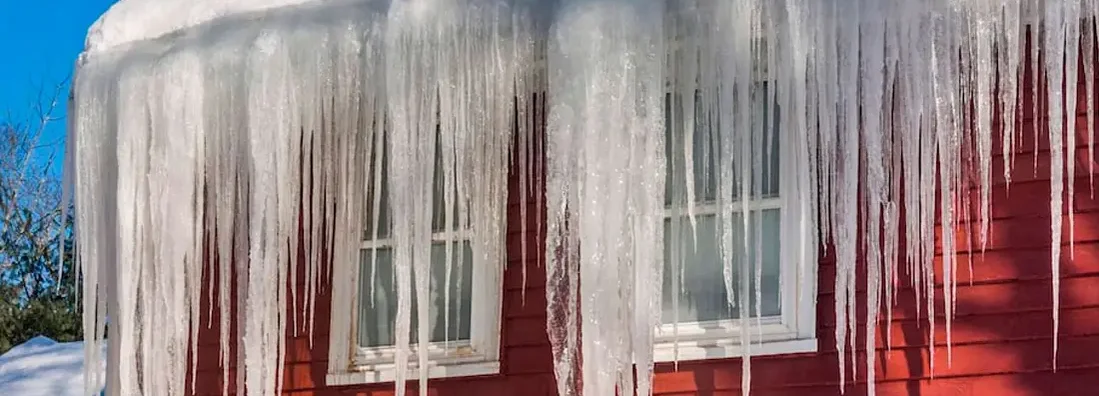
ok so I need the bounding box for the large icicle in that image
[974,0,996,252]
[1086,17,1097,193]
[546,0,665,395]
[1001,0,1023,188]
[387,1,530,393]
[1064,0,1081,264]
[858,0,887,392]
[834,0,862,387]
[1043,0,1067,368]
[325,10,386,390]
[385,2,448,393]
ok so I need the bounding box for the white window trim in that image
[327,219,504,386]
[654,106,818,362]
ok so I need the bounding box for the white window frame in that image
[327,178,503,386]
[654,88,817,363]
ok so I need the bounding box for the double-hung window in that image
[655,83,817,362]
[328,135,503,385]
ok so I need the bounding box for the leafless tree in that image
[0,80,68,296]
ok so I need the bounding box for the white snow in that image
[0,337,106,396]
[85,0,337,54]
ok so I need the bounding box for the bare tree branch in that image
[0,79,67,276]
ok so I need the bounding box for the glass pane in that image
[664,91,720,206]
[431,139,466,233]
[661,210,781,324]
[357,242,474,348]
[363,138,391,239]
[664,87,780,206]
[365,132,465,239]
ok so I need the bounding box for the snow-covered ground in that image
[0,336,105,396]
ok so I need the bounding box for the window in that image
[654,84,817,362]
[327,134,503,386]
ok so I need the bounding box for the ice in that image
[1064,3,1081,264]
[385,2,446,393]
[546,1,665,395]
[974,2,995,252]
[858,1,885,392]
[1001,1,1022,189]
[1086,20,1097,194]
[84,0,344,54]
[71,2,1099,396]
[74,4,391,395]
[1044,0,1066,368]
[1030,5,1042,177]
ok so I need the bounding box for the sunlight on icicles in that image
[69,1,1098,396]
[546,1,665,395]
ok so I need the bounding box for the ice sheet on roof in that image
[84,0,361,53]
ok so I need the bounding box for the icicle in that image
[1032,7,1043,177]
[1044,0,1067,369]
[1085,18,1097,194]
[326,12,386,391]
[244,29,297,396]
[1065,1,1081,262]
[858,0,887,390]
[515,1,538,306]
[1002,1,1023,189]
[71,62,112,396]
[974,1,995,252]
[663,1,702,367]
[546,0,665,395]
[385,2,446,394]
[782,0,818,370]
[203,39,245,396]
[830,0,862,388]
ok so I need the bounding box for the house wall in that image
[188,56,1099,396]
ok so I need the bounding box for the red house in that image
[71,1,1099,396]
[187,40,1099,396]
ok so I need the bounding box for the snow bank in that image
[0,337,105,396]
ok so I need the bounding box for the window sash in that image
[658,78,814,358]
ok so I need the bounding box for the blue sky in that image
[1,1,115,173]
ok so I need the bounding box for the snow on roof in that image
[0,336,105,396]
[84,0,336,54]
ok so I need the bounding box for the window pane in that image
[363,132,466,239]
[430,145,466,233]
[363,139,391,239]
[661,209,781,324]
[357,242,474,348]
[664,89,780,206]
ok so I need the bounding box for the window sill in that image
[326,360,501,386]
[653,337,817,363]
